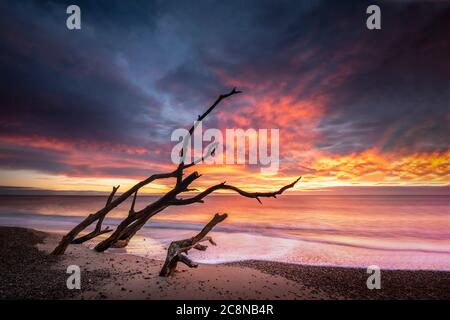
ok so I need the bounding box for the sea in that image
[0,194,449,270]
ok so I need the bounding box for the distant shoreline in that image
[1,226,449,300]
[1,185,449,197]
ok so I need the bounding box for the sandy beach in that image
[1,226,449,300]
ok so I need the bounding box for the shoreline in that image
[1,226,449,300]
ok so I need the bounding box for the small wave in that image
[1,212,450,255]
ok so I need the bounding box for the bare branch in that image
[187,88,242,138]
[71,227,112,244]
[128,191,138,217]
[182,142,218,169]
[178,88,242,172]
[193,243,208,251]
[170,177,301,206]
[106,185,120,206]
[191,213,227,243]
[159,213,227,276]
[178,254,198,268]
[71,185,120,244]
[52,170,178,255]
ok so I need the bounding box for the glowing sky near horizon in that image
[0,0,449,194]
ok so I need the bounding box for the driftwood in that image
[70,185,119,244]
[52,88,301,256]
[159,213,227,277]
[51,170,178,254]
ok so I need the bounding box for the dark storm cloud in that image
[0,0,163,146]
[0,145,69,174]
[309,2,450,153]
[152,0,450,155]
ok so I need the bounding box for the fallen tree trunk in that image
[51,171,177,255]
[159,213,227,277]
[52,88,301,256]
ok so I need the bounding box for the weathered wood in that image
[159,213,227,277]
[70,185,120,245]
[169,177,302,206]
[51,171,177,255]
[52,88,301,256]
[70,227,113,244]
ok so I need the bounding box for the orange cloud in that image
[0,134,151,155]
[301,149,450,186]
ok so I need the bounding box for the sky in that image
[0,0,449,195]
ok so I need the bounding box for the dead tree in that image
[52,88,301,255]
[159,213,227,277]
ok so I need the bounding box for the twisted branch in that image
[159,213,227,277]
[170,177,301,205]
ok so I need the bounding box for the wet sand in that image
[1,227,448,300]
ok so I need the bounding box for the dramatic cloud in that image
[0,0,448,192]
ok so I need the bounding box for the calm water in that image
[0,194,449,270]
